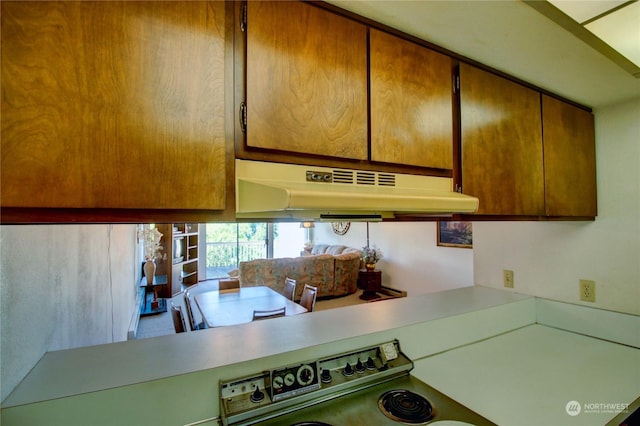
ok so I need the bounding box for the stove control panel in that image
[315,340,411,393]
[270,361,320,401]
[219,339,412,426]
[220,373,271,417]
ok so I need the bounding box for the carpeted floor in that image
[136,281,397,339]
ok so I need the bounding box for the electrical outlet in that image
[580,279,595,302]
[503,270,514,288]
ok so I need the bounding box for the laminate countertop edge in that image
[2,286,532,408]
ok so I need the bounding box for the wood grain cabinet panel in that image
[542,95,597,217]
[246,1,368,160]
[460,63,544,215]
[1,1,226,210]
[370,28,453,170]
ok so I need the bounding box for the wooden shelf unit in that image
[156,223,200,297]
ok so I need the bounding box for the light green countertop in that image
[413,324,640,426]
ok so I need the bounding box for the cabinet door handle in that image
[240,102,247,133]
[240,2,247,32]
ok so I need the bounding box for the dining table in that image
[194,286,308,327]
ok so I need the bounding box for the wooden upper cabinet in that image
[542,95,597,217]
[460,63,544,215]
[370,29,453,170]
[246,1,368,160]
[1,1,226,210]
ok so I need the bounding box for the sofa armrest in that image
[334,252,361,296]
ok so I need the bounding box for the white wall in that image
[315,221,474,295]
[473,97,640,315]
[0,224,139,402]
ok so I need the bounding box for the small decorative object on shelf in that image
[300,221,315,251]
[143,260,156,286]
[361,245,383,271]
[137,225,165,285]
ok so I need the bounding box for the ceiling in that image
[549,0,639,69]
[325,0,640,109]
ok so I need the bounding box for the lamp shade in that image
[300,222,315,229]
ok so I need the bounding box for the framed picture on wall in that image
[437,221,473,248]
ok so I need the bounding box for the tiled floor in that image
[135,281,396,339]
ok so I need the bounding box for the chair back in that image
[252,306,286,321]
[218,277,240,292]
[170,302,187,333]
[299,284,318,312]
[184,286,207,331]
[283,277,297,300]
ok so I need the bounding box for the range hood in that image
[236,159,479,220]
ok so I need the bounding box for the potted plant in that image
[361,245,383,271]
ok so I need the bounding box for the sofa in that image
[238,244,362,300]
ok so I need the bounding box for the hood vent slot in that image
[378,173,396,187]
[356,171,376,185]
[332,170,354,184]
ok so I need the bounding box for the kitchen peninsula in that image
[2,287,637,425]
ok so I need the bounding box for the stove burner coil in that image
[378,389,433,424]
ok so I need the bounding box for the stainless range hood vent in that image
[235,159,479,220]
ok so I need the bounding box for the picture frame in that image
[437,221,472,248]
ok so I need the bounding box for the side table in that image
[358,269,382,300]
[140,275,168,316]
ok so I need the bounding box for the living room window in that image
[205,222,306,280]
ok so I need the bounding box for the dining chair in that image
[299,284,318,312]
[283,277,297,301]
[252,306,286,321]
[184,285,208,331]
[218,277,240,292]
[170,302,187,333]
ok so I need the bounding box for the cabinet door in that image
[171,267,183,298]
[246,1,367,160]
[460,63,544,215]
[370,29,453,170]
[542,95,597,217]
[1,1,226,209]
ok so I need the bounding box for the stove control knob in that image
[343,363,354,377]
[354,359,365,373]
[366,356,376,370]
[320,369,332,383]
[250,386,265,403]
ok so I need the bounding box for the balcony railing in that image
[205,241,266,279]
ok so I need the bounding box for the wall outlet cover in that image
[580,279,596,302]
[503,269,514,288]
